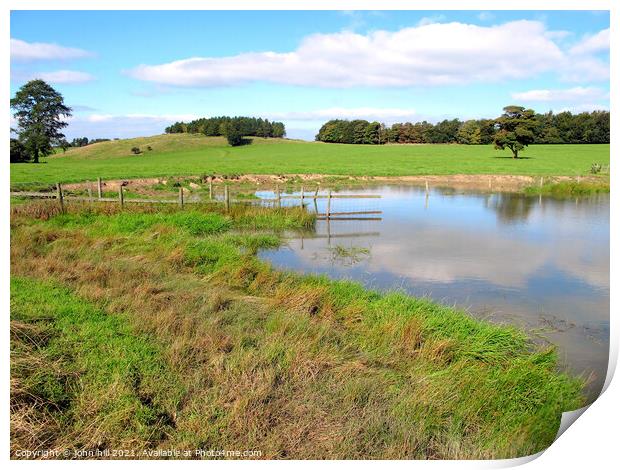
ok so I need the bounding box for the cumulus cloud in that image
[570,28,610,55]
[129,20,602,88]
[11,38,92,61]
[511,87,608,102]
[268,107,418,122]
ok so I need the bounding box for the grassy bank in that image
[10,201,583,459]
[524,180,610,197]
[10,134,610,185]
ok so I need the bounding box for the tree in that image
[225,121,245,146]
[364,122,381,144]
[271,122,286,138]
[493,106,537,158]
[58,139,70,153]
[457,120,482,144]
[10,79,72,163]
[10,138,29,163]
[71,137,89,147]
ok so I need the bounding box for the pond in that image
[258,185,610,402]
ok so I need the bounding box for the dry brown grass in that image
[9,203,583,459]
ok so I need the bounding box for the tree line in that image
[315,109,610,145]
[67,137,113,148]
[165,116,286,140]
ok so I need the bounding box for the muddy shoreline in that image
[62,173,603,193]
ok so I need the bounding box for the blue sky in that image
[10,10,610,140]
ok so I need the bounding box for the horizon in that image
[10,10,610,141]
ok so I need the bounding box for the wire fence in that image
[10,178,383,220]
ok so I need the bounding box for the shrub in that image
[131,147,141,155]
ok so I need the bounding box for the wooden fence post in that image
[276,185,281,209]
[224,185,230,212]
[119,184,124,207]
[56,183,64,213]
[425,180,429,194]
[179,187,184,208]
[209,177,213,200]
[300,186,304,207]
[97,177,103,199]
[87,185,93,202]
[326,189,332,219]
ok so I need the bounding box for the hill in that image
[57,134,297,160]
[10,133,610,186]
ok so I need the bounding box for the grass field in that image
[10,134,610,186]
[10,200,582,459]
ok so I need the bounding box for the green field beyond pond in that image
[10,201,582,458]
[10,134,610,185]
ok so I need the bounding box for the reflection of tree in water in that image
[487,193,536,224]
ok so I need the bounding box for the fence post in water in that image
[119,184,124,207]
[276,185,281,209]
[326,189,332,219]
[300,186,304,207]
[56,183,64,213]
[540,177,544,189]
[97,177,103,199]
[209,177,213,200]
[224,185,230,212]
[425,180,429,194]
[179,187,184,208]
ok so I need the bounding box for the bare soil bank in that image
[63,174,603,193]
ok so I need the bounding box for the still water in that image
[259,185,610,400]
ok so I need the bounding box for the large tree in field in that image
[493,106,537,159]
[10,79,72,163]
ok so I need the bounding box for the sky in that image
[10,10,610,141]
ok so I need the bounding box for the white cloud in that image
[558,103,610,113]
[570,28,610,55]
[11,38,92,61]
[34,70,95,84]
[62,113,201,139]
[83,113,199,123]
[511,87,608,102]
[128,20,597,88]
[268,107,418,122]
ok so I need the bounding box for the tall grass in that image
[10,201,583,459]
[524,180,610,197]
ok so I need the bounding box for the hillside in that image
[10,133,610,186]
[58,134,300,160]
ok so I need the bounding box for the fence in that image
[11,179,383,220]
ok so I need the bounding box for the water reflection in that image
[260,185,609,401]
[488,193,536,223]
